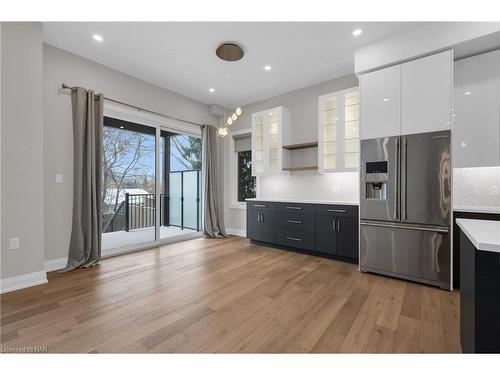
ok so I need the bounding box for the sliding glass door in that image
[101,115,202,254]
[101,117,157,252]
[159,132,202,240]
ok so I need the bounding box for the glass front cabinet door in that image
[251,111,265,176]
[318,87,360,173]
[251,106,290,176]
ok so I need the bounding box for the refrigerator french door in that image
[360,130,451,289]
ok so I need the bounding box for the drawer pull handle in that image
[286,206,303,210]
[254,204,267,208]
[327,209,346,213]
[286,236,303,242]
[286,220,303,224]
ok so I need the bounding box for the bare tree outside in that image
[101,126,156,228]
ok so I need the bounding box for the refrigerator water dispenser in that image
[366,182,387,199]
[365,161,388,200]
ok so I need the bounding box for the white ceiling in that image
[43,22,420,108]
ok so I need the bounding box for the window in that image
[237,150,256,202]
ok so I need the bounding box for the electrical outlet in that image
[332,184,340,194]
[489,185,499,197]
[10,238,20,250]
[56,174,63,184]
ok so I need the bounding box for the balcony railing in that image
[102,170,201,234]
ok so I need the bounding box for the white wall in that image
[43,44,217,262]
[355,22,500,74]
[224,74,360,233]
[1,23,45,282]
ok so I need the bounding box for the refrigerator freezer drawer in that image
[360,222,451,288]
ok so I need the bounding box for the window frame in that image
[236,150,256,203]
[229,128,260,210]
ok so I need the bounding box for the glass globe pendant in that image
[235,107,242,116]
[216,127,229,137]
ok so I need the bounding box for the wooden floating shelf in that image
[282,141,318,150]
[283,166,318,172]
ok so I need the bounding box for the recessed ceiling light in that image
[120,126,124,129]
[209,88,215,93]
[383,98,389,102]
[93,34,103,42]
[264,65,272,71]
[465,91,471,95]
[352,29,363,37]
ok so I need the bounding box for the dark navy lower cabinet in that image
[247,201,359,262]
[315,215,337,255]
[246,206,277,244]
[460,231,500,353]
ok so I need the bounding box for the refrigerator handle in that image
[394,137,400,220]
[402,137,408,220]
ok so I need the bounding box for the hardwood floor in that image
[0,236,461,353]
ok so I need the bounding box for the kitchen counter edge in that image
[456,218,500,253]
[245,198,359,206]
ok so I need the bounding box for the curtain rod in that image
[61,83,205,127]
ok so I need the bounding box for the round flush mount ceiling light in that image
[352,29,363,37]
[93,34,103,42]
[264,65,272,71]
[216,43,244,62]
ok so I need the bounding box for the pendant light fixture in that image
[215,42,244,137]
[216,126,229,137]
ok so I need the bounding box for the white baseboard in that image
[45,257,68,272]
[226,228,246,237]
[0,271,48,294]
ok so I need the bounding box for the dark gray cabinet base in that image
[460,231,500,353]
[247,201,359,263]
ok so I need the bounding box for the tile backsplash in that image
[453,167,500,210]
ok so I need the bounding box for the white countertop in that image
[246,198,359,206]
[456,219,500,253]
[453,205,500,214]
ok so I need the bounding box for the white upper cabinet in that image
[360,50,453,140]
[360,65,401,139]
[401,50,453,135]
[318,87,360,173]
[251,106,290,176]
[453,50,500,168]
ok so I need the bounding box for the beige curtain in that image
[62,88,103,271]
[202,125,227,238]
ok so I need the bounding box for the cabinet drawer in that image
[275,212,315,232]
[247,201,279,211]
[276,229,315,251]
[315,205,358,217]
[275,202,315,214]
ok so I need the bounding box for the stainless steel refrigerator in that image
[359,130,452,290]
